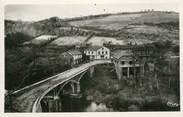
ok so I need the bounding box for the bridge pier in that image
[114,63,122,80]
[89,66,95,78]
[68,82,81,94]
[40,87,63,112]
[37,102,43,112]
[76,82,80,93]
[70,82,75,94]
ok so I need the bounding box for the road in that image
[9,60,111,112]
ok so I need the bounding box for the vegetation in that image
[5,32,72,90]
[5,32,32,48]
[80,51,179,111]
[64,13,111,22]
[144,22,179,30]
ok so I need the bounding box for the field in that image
[87,36,126,46]
[51,36,88,45]
[125,25,169,34]
[123,24,179,44]
[70,13,142,30]
[69,12,178,30]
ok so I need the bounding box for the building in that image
[60,49,82,66]
[59,52,73,65]
[132,45,152,61]
[84,46,110,60]
[111,49,144,80]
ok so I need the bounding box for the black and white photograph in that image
[3,0,180,113]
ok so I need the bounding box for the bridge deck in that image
[10,60,111,112]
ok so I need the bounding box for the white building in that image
[84,46,110,60]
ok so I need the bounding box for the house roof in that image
[23,35,57,45]
[84,46,106,51]
[34,35,57,40]
[111,50,133,59]
[61,52,73,58]
[67,49,82,55]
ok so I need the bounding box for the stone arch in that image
[59,81,75,95]
[77,70,88,83]
[57,71,88,95]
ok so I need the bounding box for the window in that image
[102,51,104,54]
[121,61,125,65]
[91,51,93,54]
[106,51,108,54]
[98,51,100,55]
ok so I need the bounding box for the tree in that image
[5,32,32,48]
[173,45,179,54]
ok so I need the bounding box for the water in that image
[85,102,111,112]
[60,94,111,112]
[45,92,179,112]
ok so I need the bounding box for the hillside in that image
[69,11,178,30]
[5,11,179,46]
[68,11,179,44]
[5,17,71,37]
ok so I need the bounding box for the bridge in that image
[8,60,111,112]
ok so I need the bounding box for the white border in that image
[0,0,182,117]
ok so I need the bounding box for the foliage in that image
[144,22,179,30]
[5,32,32,48]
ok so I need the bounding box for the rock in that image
[86,95,93,101]
[128,105,140,111]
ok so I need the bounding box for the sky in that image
[5,3,179,21]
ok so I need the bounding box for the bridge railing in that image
[12,68,75,95]
[12,59,111,95]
